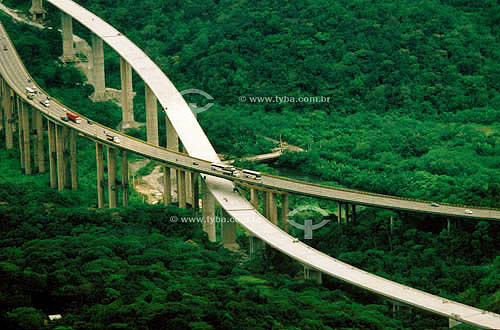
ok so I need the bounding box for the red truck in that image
[66,111,81,124]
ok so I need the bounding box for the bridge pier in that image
[17,98,24,171]
[48,121,56,188]
[166,116,178,196]
[202,179,216,242]
[21,102,31,175]
[250,188,259,209]
[337,202,342,224]
[70,130,78,189]
[163,165,171,205]
[222,211,237,249]
[31,109,45,173]
[62,127,70,188]
[60,13,76,62]
[2,85,13,150]
[178,170,186,208]
[107,146,118,208]
[96,142,105,208]
[91,33,106,101]
[449,318,462,328]
[191,172,199,213]
[29,0,46,21]
[304,266,322,284]
[119,57,135,129]
[281,193,289,232]
[55,125,64,191]
[265,191,278,225]
[121,150,129,206]
[145,84,158,145]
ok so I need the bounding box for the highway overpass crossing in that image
[0,0,499,327]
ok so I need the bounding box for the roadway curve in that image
[0,1,499,328]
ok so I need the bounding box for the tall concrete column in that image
[202,179,216,242]
[449,318,462,328]
[60,13,75,62]
[250,188,259,209]
[191,172,199,213]
[352,204,357,223]
[62,127,70,188]
[0,79,3,132]
[3,85,13,150]
[163,165,171,205]
[96,142,105,208]
[121,150,129,206]
[166,116,178,191]
[91,33,106,101]
[16,97,24,171]
[36,113,45,173]
[70,130,78,190]
[31,111,38,171]
[119,57,134,127]
[222,211,237,249]
[282,193,289,232]
[265,191,277,225]
[304,266,322,284]
[29,0,46,20]
[48,121,56,188]
[107,147,118,208]
[337,202,342,224]
[55,125,64,191]
[145,84,158,145]
[22,102,31,175]
[178,170,186,208]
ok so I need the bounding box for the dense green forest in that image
[1,0,500,329]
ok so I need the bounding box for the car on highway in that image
[431,203,440,207]
[465,209,473,215]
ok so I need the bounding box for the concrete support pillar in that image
[447,218,451,234]
[337,202,342,224]
[250,188,259,209]
[60,13,75,62]
[191,172,199,213]
[3,86,13,150]
[163,165,171,205]
[265,191,278,225]
[282,193,289,232]
[222,211,237,249]
[390,216,394,232]
[166,116,178,191]
[304,266,322,284]
[249,235,264,259]
[55,125,64,191]
[33,111,45,173]
[107,147,118,208]
[202,179,216,242]
[119,57,134,127]
[62,127,70,188]
[95,142,105,208]
[145,84,158,145]
[29,0,46,20]
[121,150,129,206]
[91,33,106,100]
[345,203,350,223]
[352,204,357,223]
[178,170,186,208]
[16,97,24,171]
[70,130,78,190]
[48,121,56,188]
[449,318,462,328]
[0,79,3,132]
[22,103,31,175]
